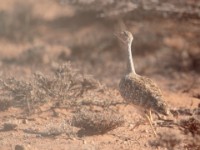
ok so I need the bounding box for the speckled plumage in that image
[119,73,169,115]
[117,31,169,116]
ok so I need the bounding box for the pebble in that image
[144,129,149,133]
[15,145,25,150]
[3,123,17,131]
[22,119,28,124]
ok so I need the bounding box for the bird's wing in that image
[136,76,163,98]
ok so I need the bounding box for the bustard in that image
[116,31,169,135]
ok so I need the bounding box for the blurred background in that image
[0,1,200,149]
[0,0,200,89]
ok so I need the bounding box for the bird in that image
[116,30,170,135]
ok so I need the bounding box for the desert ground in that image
[0,0,200,150]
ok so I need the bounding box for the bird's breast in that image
[119,75,169,115]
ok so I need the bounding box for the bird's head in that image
[115,30,133,45]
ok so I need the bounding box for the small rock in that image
[71,137,76,140]
[144,129,149,133]
[83,140,87,144]
[3,123,17,131]
[22,119,28,124]
[15,145,25,150]
[11,133,15,136]
[129,124,134,128]
[123,141,128,145]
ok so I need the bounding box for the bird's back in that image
[119,73,169,115]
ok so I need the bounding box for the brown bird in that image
[116,31,169,135]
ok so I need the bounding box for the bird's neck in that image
[126,43,136,74]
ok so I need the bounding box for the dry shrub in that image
[42,121,77,137]
[179,117,200,149]
[151,116,200,150]
[0,63,100,113]
[72,108,124,135]
[2,46,49,66]
[23,120,77,138]
[0,99,11,111]
[34,63,100,102]
[0,2,38,42]
[18,47,48,65]
[150,131,182,150]
[0,78,33,112]
[79,98,124,109]
[62,0,200,18]
[184,136,200,150]
[180,117,200,136]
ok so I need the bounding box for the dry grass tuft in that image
[150,131,182,150]
[72,108,124,136]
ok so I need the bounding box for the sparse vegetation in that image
[0,0,199,149]
[0,78,33,112]
[150,131,182,150]
[180,117,200,150]
[18,46,48,65]
[0,63,100,113]
[0,2,38,42]
[62,0,200,18]
[72,108,124,136]
[180,117,200,136]
[184,136,200,150]
[0,99,11,111]
[150,115,200,150]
